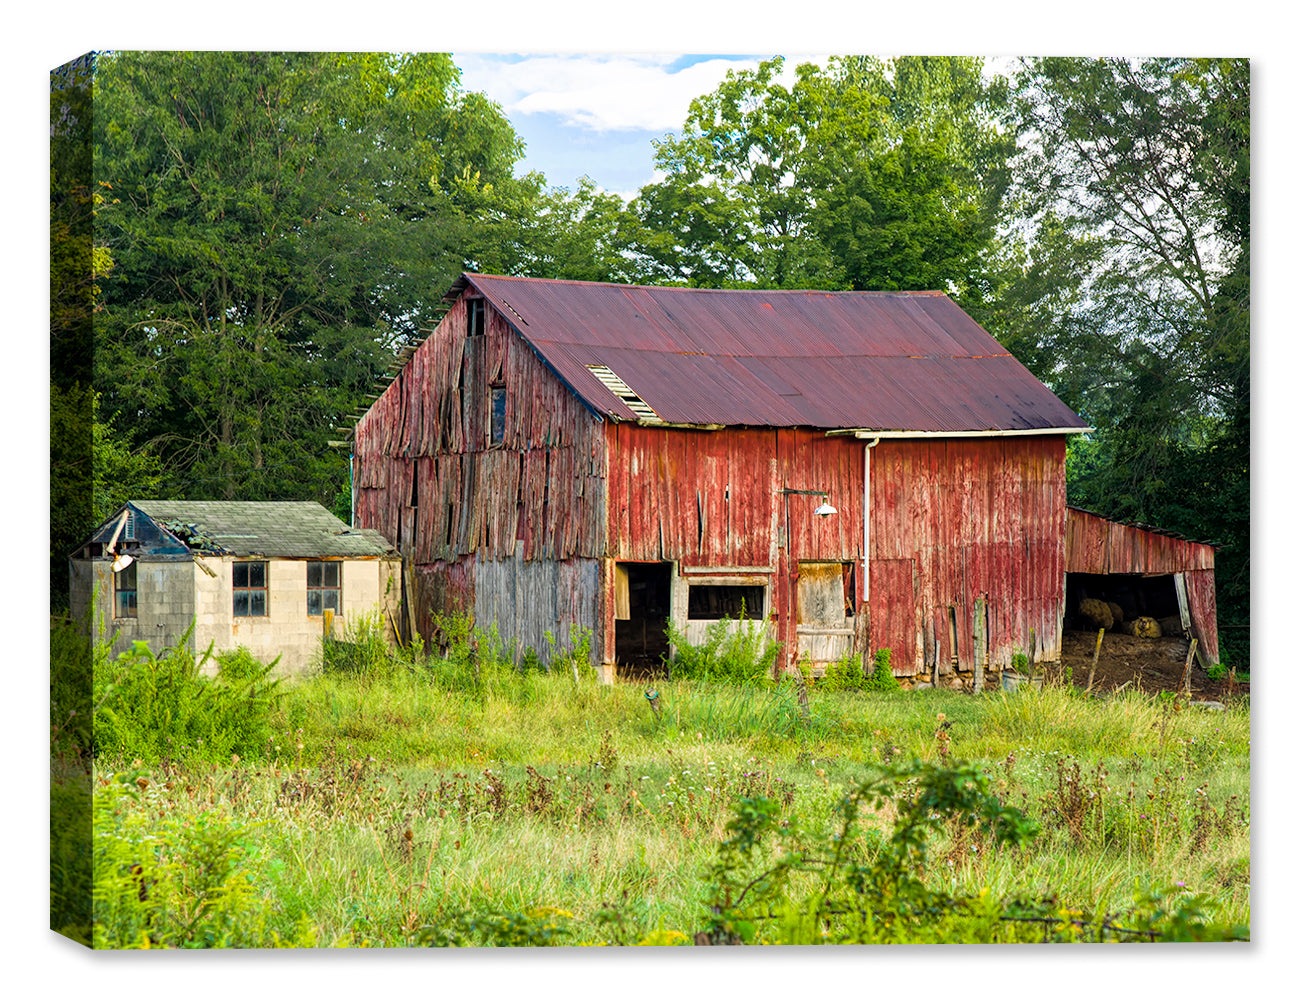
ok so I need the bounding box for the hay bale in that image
[1119,616,1162,639]
[1106,601,1124,625]
[1156,615,1184,636]
[1079,598,1113,630]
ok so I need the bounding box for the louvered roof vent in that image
[586,364,660,422]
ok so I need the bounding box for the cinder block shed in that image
[70,501,401,675]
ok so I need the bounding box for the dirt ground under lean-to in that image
[1052,629,1245,698]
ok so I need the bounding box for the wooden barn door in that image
[796,561,855,674]
[869,558,922,676]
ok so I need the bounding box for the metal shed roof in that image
[456,273,1089,433]
[126,501,395,558]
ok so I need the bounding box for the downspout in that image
[862,438,880,602]
[350,450,356,528]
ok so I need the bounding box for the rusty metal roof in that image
[457,273,1089,433]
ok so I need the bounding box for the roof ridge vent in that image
[586,364,660,421]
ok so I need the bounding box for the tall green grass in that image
[57,617,1249,947]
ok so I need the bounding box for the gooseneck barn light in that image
[781,487,838,517]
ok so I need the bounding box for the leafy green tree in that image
[994,57,1249,662]
[91,52,535,506]
[630,56,1011,294]
[51,55,99,603]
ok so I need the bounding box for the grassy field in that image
[52,623,1250,948]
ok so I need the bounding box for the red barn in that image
[354,273,1125,685]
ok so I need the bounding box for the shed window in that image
[307,561,342,616]
[467,298,486,337]
[114,562,137,619]
[233,561,268,617]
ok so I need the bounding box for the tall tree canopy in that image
[91,51,534,510]
[625,56,1012,294]
[991,57,1249,662]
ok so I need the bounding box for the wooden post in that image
[792,663,810,721]
[644,688,661,722]
[1085,628,1104,693]
[972,598,986,694]
[1181,638,1199,699]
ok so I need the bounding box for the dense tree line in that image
[53,52,1248,664]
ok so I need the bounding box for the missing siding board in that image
[586,364,660,421]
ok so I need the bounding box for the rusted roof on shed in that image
[452,273,1089,433]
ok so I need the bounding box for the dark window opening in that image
[688,584,764,620]
[467,298,486,337]
[490,385,506,445]
[307,561,341,616]
[233,561,268,617]
[114,562,137,619]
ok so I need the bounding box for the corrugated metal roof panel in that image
[462,274,1089,432]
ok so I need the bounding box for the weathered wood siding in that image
[1064,508,1215,574]
[870,437,1069,676]
[605,424,866,669]
[475,543,602,663]
[1181,568,1220,666]
[353,293,608,662]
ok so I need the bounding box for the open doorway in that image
[615,562,672,678]
[1065,572,1184,635]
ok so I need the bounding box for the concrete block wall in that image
[72,554,402,676]
[194,555,401,675]
[71,558,194,657]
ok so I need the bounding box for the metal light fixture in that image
[111,552,134,573]
[814,498,838,518]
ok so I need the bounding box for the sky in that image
[454,52,792,197]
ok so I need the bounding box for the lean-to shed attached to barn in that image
[353,273,1133,685]
[1064,506,1219,666]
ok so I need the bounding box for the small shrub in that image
[93,631,280,763]
[546,623,596,681]
[665,608,780,684]
[819,650,865,691]
[320,612,393,677]
[862,649,901,692]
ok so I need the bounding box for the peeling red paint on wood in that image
[1065,508,1214,575]
[870,437,1068,675]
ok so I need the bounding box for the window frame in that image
[232,560,269,617]
[307,560,342,617]
[114,561,138,619]
[467,297,486,337]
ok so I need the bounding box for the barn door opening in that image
[615,562,672,678]
[1065,572,1184,636]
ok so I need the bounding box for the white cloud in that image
[457,53,779,133]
